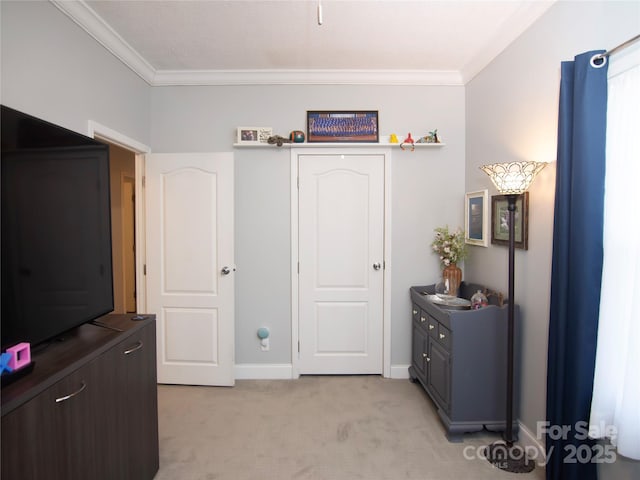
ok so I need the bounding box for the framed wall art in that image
[236,127,272,144]
[465,189,489,247]
[306,111,379,143]
[491,192,529,250]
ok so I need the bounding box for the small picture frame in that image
[491,192,529,250]
[236,127,272,144]
[306,111,379,143]
[465,190,488,247]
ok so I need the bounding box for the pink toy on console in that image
[7,342,31,370]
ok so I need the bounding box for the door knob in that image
[221,266,233,275]
[373,262,382,270]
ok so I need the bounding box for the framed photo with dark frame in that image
[491,192,529,250]
[465,190,488,247]
[306,111,379,143]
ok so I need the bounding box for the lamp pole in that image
[505,194,518,446]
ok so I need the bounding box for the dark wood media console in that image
[1,314,159,480]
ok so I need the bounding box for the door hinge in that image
[297,262,300,274]
[142,176,146,188]
[143,264,147,275]
[298,341,300,353]
[297,176,299,189]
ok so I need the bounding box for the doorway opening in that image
[88,120,150,314]
[107,142,137,313]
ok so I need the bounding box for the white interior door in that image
[298,153,384,374]
[146,153,234,386]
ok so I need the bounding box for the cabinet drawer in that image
[427,316,438,337]
[436,324,452,349]
[417,309,429,328]
[412,304,421,323]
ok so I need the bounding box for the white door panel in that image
[146,153,234,386]
[298,154,384,374]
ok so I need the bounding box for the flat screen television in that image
[1,105,114,350]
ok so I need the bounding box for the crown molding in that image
[152,69,464,86]
[51,0,555,86]
[50,1,464,86]
[51,0,156,84]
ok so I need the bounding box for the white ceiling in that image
[52,0,556,86]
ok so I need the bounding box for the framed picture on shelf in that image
[236,127,272,144]
[491,192,529,250]
[306,111,379,143]
[465,190,488,247]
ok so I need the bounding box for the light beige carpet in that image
[155,376,545,480]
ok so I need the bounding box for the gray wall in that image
[465,1,640,477]
[0,1,150,145]
[150,85,466,366]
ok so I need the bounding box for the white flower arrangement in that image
[431,226,467,267]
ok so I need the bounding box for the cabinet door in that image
[1,358,114,480]
[411,321,429,382]
[428,338,451,412]
[116,323,159,480]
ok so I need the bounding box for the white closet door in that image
[298,153,384,374]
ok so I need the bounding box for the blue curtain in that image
[546,51,608,480]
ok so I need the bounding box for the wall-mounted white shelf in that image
[233,142,445,148]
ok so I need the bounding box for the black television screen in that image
[1,106,114,349]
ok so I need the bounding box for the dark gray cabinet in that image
[1,315,159,480]
[409,284,517,441]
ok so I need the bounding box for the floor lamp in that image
[480,161,547,473]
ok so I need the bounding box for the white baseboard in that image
[389,364,411,379]
[234,363,293,380]
[234,364,410,380]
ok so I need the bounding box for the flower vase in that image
[442,263,462,297]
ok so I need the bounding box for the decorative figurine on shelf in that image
[400,133,415,151]
[267,135,292,147]
[417,128,440,144]
[289,130,305,143]
[389,133,399,144]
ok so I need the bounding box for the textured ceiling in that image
[58,0,556,85]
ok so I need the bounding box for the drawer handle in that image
[439,333,446,339]
[124,341,144,355]
[429,324,435,330]
[420,316,426,323]
[55,382,87,403]
[412,309,418,315]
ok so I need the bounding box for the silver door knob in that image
[373,262,382,270]
[221,266,232,275]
